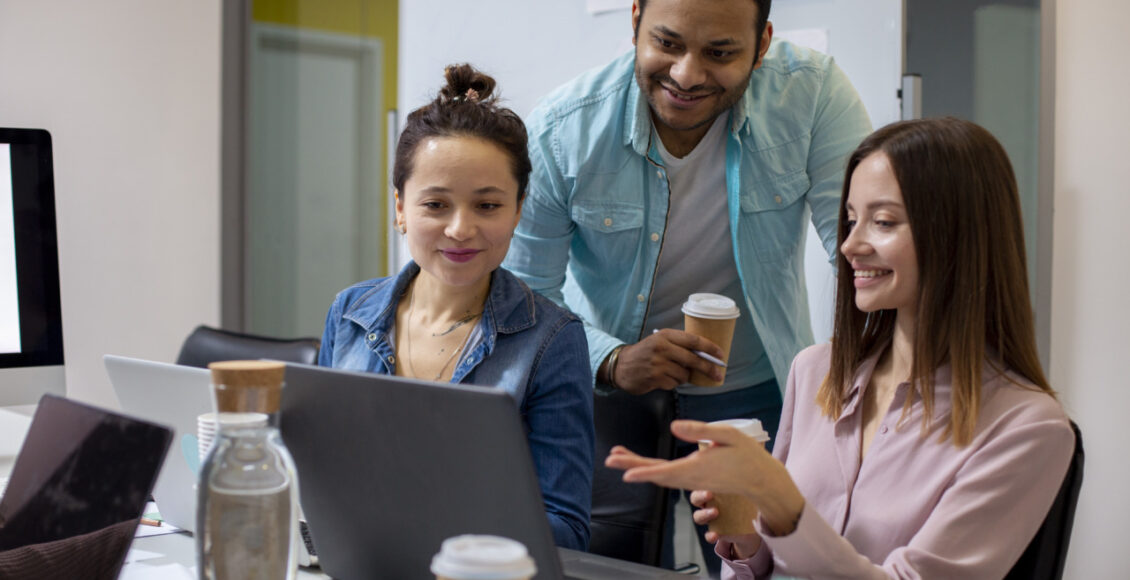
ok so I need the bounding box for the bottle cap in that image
[208,360,285,413]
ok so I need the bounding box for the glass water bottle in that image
[196,360,299,580]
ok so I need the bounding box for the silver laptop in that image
[104,354,212,532]
[280,363,699,580]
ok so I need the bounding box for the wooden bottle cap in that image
[208,360,285,413]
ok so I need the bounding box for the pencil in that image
[140,517,162,527]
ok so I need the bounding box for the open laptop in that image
[280,363,699,580]
[104,354,212,533]
[0,394,171,579]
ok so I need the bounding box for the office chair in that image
[1004,420,1084,580]
[175,324,320,369]
[588,388,677,566]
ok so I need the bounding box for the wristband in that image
[605,345,624,390]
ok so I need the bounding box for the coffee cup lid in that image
[682,293,740,320]
[699,418,770,445]
[430,535,537,579]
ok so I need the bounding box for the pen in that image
[652,329,727,367]
[140,517,162,527]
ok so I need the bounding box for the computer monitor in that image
[0,128,64,406]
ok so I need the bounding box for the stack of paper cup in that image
[197,412,269,462]
[430,535,537,580]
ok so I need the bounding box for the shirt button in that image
[603,217,613,227]
[774,195,783,204]
[637,294,646,303]
[656,170,663,179]
[650,232,659,242]
[367,333,377,341]
[880,425,889,435]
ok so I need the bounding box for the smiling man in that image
[503,1,871,569]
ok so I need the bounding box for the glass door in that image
[243,0,398,339]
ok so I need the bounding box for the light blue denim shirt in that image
[503,40,872,392]
[318,262,594,550]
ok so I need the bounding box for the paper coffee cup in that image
[698,419,770,536]
[431,535,536,580]
[682,293,740,387]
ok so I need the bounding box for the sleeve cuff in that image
[717,538,773,580]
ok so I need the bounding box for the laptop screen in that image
[0,394,172,579]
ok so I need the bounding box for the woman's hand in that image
[604,420,806,537]
[689,490,763,559]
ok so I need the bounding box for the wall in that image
[0,1,223,408]
[1054,0,1130,575]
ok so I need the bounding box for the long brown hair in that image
[818,118,1053,446]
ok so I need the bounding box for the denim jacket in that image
[503,40,872,391]
[318,262,594,550]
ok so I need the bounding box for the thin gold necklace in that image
[402,288,477,381]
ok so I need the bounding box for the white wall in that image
[1054,0,1130,575]
[0,1,223,408]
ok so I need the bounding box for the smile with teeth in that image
[855,269,892,278]
[663,85,709,102]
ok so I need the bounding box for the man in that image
[504,0,870,569]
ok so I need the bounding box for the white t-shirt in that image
[645,116,774,394]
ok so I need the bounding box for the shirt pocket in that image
[738,170,812,262]
[570,201,645,261]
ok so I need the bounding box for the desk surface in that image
[126,533,329,579]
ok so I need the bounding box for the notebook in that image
[0,394,172,579]
[104,354,212,533]
[280,363,697,580]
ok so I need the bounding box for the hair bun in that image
[440,63,497,104]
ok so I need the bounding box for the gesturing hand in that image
[605,420,806,537]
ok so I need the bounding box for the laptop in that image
[104,354,212,532]
[0,394,172,579]
[280,363,699,580]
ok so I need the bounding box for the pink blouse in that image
[719,344,1074,579]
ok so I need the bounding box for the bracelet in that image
[605,345,624,390]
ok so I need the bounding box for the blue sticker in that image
[181,433,201,476]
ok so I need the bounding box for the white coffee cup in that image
[430,535,537,580]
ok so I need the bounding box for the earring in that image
[397,224,406,235]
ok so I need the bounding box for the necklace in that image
[432,311,482,337]
[402,288,478,381]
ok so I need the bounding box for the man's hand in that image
[609,329,725,395]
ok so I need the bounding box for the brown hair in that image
[818,117,1053,447]
[392,63,531,200]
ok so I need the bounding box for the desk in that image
[125,532,329,579]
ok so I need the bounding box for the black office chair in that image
[588,388,677,566]
[175,324,321,368]
[1004,420,1084,580]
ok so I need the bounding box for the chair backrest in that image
[175,325,321,369]
[1004,420,1084,580]
[587,388,677,566]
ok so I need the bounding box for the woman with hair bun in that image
[607,118,1075,577]
[318,64,593,550]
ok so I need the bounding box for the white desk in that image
[126,532,329,579]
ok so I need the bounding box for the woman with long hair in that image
[319,64,593,550]
[607,118,1074,577]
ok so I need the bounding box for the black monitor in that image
[0,128,64,406]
